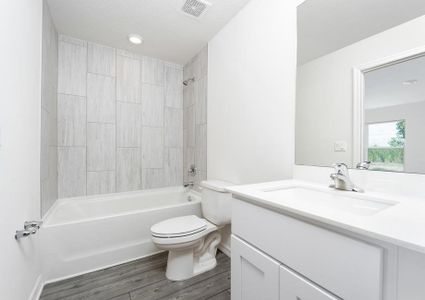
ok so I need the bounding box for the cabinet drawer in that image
[280,264,340,300]
[232,199,383,300]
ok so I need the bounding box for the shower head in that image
[183,77,195,86]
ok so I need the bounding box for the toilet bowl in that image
[150,180,233,281]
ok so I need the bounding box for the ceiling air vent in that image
[181,0,211,18]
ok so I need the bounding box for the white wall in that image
[0,0,43,299]
[365,102,425,173]
[296,15,425,168]
[208,0,299,185]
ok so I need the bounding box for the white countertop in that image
[227,179,425,254]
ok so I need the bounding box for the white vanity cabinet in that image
[232,198,384,300]
[232,235,341,300]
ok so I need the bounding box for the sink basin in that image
[262,186,397,216]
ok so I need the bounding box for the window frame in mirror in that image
[352,45,425,173]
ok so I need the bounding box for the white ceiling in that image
[297,0,425,65]
[365,55,425,110]
[46,0,251,64]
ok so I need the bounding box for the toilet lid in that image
[151,215,207,238]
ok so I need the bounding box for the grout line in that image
[87,71,115,79]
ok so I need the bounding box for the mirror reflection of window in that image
[367,121,405,172]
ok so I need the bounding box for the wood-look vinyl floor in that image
[40,251,230,300]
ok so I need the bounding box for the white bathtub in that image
[40,187,201,283]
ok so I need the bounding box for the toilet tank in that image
[201,180,234,226]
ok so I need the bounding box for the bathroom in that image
[2,0,425,299]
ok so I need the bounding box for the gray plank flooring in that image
[40,251,230,300]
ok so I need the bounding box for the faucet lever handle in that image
[24,221,43,230]
[332,162,349,175]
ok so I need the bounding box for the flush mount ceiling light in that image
[402,79,418,86]
[128,34,143,45]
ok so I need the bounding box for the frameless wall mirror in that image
[296,0,425,174]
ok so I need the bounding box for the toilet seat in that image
[151,216,217,246]
[151,215,207,238]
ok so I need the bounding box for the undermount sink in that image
[262,186,398,216]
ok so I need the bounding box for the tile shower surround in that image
[41,2,59,215]
[183,47,208,189]
[57,35,186,198]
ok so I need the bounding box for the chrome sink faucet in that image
[330,163,364,193]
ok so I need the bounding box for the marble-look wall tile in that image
[195,170,207,188]
[184,146,195,183]
[142,127,163,168]
[117,148,141,192]
[88,43,116,76]
[41,108,49,181]
[184,61,193,81]
[48,145,58,201]
[166,88,183,109]
[165,108,183,148]
[192,57,201,82]
[87,123,116,171]
[116,49,143,60]
[58,147,86,198]
[48,110,58,147]
[87,171,115,195]
[195,77,207,125]
[142,84,164,126]
[166,66,183,91]
[117,55,141,103]
[183,84,194,108]
[165,107,183,128]
[165,148,183,186]
[58,40,87,96]
[58,94,86,146]
[117,102,142,147]
[142,57,165,86]
[57,36,185,197]
[142,169,165,189]
[183,47,208,189]
[165,66,183,108]
[41,178,56,215]
[59,35,87,46]
[192,46,208,80]
[41,7,58,114]
[195,124,207,171]
[199,46,208,78]
[87,73,116,123]
[42,2,58,214]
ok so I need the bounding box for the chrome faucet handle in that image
[15,228,37,240]
[332,162,349,176]
[187,164,197,177]
[183,181,194,188]
[356,161,371,170]
[24,221,43,230]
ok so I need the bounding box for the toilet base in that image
[165,231,221,281]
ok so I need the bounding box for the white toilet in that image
[151,180,233,281]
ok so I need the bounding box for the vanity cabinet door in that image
[280,265,341,300]
[232,235,280,300]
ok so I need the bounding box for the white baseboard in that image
[218,244,231,257]
[29,274,43,300]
